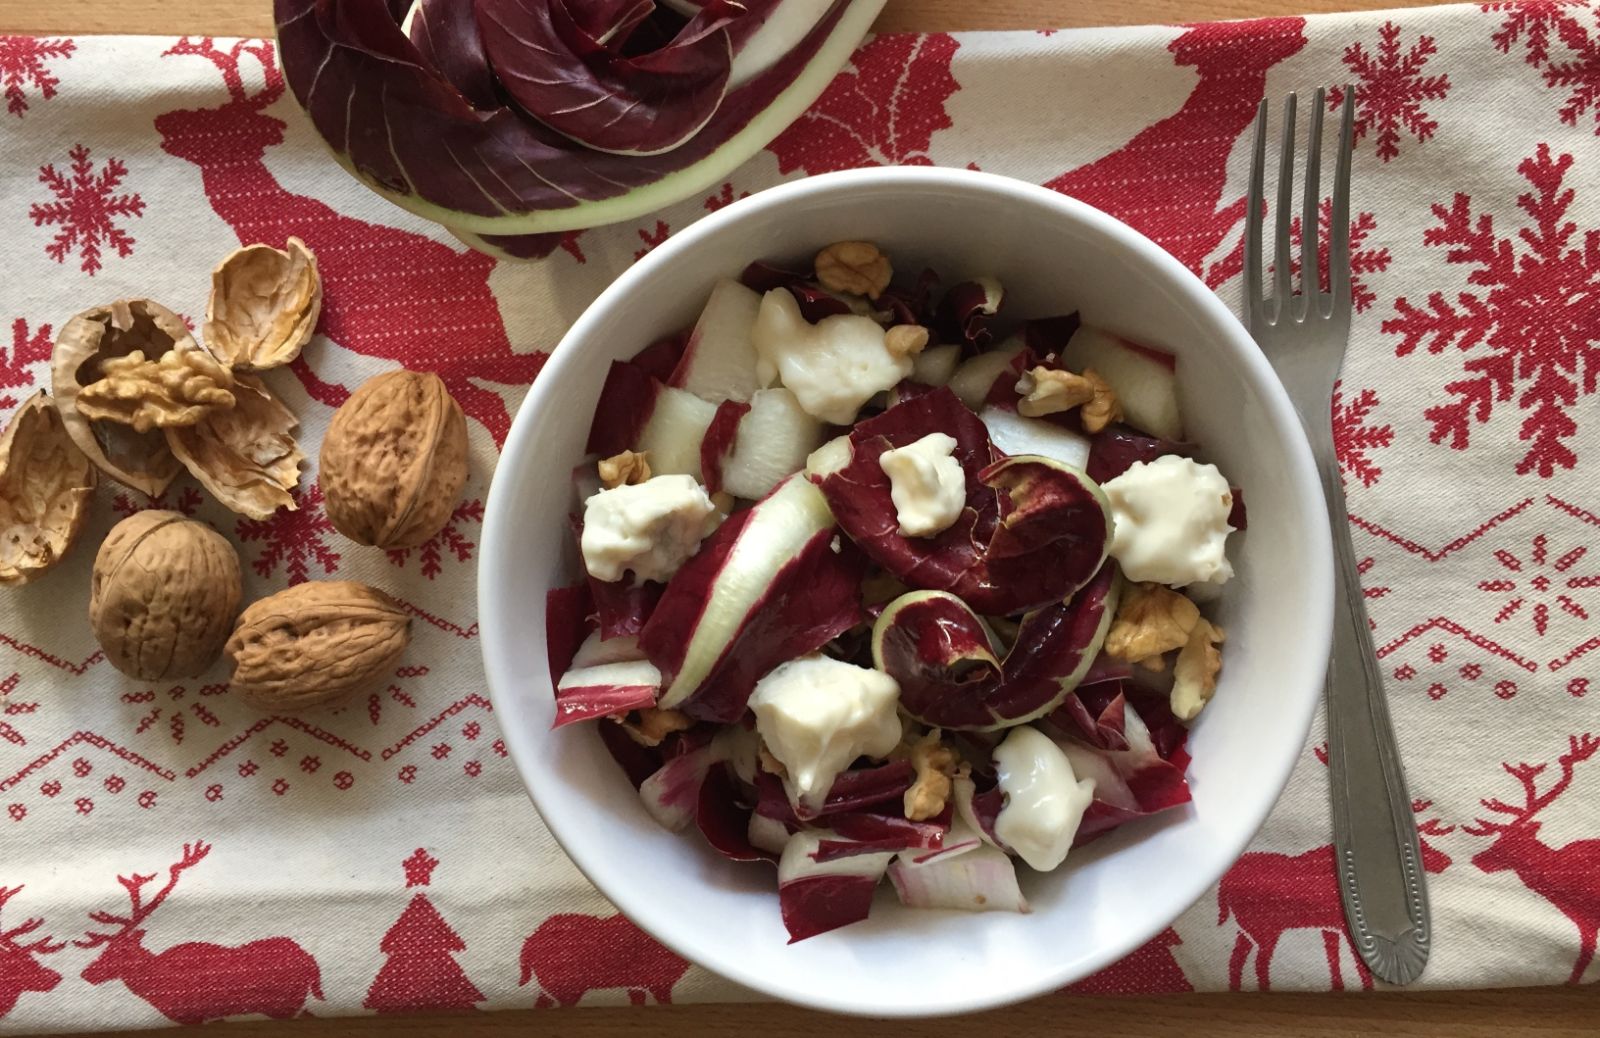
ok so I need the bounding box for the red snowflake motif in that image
[271,778,290,796]
[1333,382,1395,487]
[236,484,341,583]
[111,484,202,518]
[300,755,321,774]
[633,221,671,262]
[1478,532,1593,635]
[333,771,354,790]
[1494,679,1519,699]
[766,34,961,175]
[72,757,91,778]
[1462,663,1485,679]
[269,739,289,757]
[431,743,452,760]
[462,721,481,741]
[205,784,223,802]
[1289,202,1392,313]
[1484,2,1600,134]
[386,499,482,579]
[1,318,51,409]
[7,804,23,822]
[704,183,749,212]
[1384,144,1600,476]
[398,764,417,784]
[0,36,74,117]
[463,760,482,778]
[30,145,145,275]
[238,760,258,777]
[137,790,157,809]
[104,774,125,794]
[75,797,93,816]
[1571,677,1590,696]
[1357,555,1392,601]
[1328,22,1451,161]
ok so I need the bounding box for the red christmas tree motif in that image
[156,38,546,448]
[1477,532,1594,636]
[1045,19,1308,285]
[0,36,74,118]
[1327,22,1451,162]
[110,484,203,519]
[29,145,146,276]
[1063,928,1192,994]
[1332,381,1395,487]
[1,319,51,410]
[1484,2,1600,134]
[236,484,340,584]
[519,913,688,1007]
[632,221,671,262]
[0,884,64,1018]
[1219,799,1453,990]
[364,849,483,1013]
[1290,202,1393,313]
[704,183,749,212]
[1384,144,1600,477]
[765,33,961,174]
[1464,733,1600,983]
[75,841,324,1024]
[386,500,483,579]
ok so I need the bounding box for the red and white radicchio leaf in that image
[871,562,1118,731]
[777,829,892,942]
[275,0,885,233]
[817,388,1112,615]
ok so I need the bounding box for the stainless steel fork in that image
[1243,88,1430,985]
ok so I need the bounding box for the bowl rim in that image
[480,165,1333,1016]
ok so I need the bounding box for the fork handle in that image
[1318,456,1431,985]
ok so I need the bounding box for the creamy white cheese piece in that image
[749,655,903,811]
[878,432,965,538]
[751,289,913,425]
[579,474,719,583]
[1102,454,1236,587]
[991,726,1096,872]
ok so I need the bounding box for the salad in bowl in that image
[545,241,1243,943]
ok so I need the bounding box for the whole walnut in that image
[90,511,242,680]
[319,371,468,549]
[226,580,412,712]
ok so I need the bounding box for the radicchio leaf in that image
[545,582,595,685]
[735,261,853,321]
[568,516,662,637]
[696,761,777,862]
[631,328,693,382]
[597,717,663,788]
[1085,423,1194,484]
[935,277,1003,349]
[276,0,873,230]
[699,398,749,495]
[1228,485,1248,531]
[411,0,500,108]
[871,562,1119,730]
[777,830,893,942]
[817,388,1112,615]
[1058,688,1193,846]
[754,760,915,823]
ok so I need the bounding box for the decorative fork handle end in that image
[1322,462,1431,986]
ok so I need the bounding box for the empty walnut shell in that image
[168,374,303,520]
[52,300,192,497]
[203,238,322,371]
[90,511,243,680]
[319,371,469,550]
[225,580,412,712]
[0,392,97,586]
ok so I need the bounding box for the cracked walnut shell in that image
[167,374,303,520]
[76,346,235,433]
[226,580,412,712]
[0,393,96,586]
[319,371,469,550]
[52,299,191,497]
[90,511,242,680]
[204,238,322,371]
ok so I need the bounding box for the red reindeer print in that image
[1219,801,1453,991]
[765,33,961,175]
[1046,19,1307,286]
[0,885,63,1019]
[1464,733,1600,984]
[76,841,324,1024]
[1064,928,1192,995]
[519,913,689,1007]
[155,38,546,447]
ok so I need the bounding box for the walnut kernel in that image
[885,324,930,359]
[1171,618,1225,721]
[1104,582,1200,671]
[1016,366,1095,418]
[1078,369,1123,433]
[75,347,235,433]
[815,241,892,300]
[598,449,650,489]
[902,729,958,822]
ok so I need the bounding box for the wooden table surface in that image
[0,0,1593,1034]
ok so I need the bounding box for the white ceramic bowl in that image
[480,167,1333,1016]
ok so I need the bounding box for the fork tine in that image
[1329,85,1355,315]
[1272,92,1297,320]
[1244,100,1268,331]
[1302,87,1326,319]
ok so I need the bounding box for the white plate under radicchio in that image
[544,248,1244,943]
